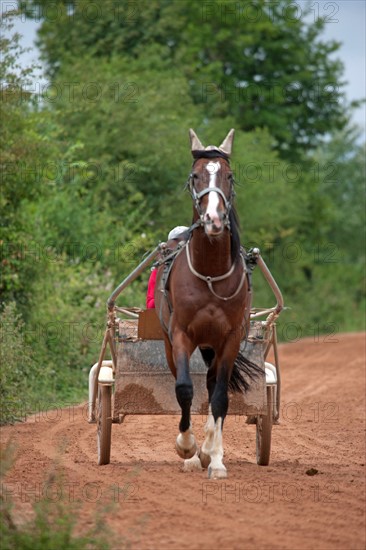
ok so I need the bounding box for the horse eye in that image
[192,173,199,180]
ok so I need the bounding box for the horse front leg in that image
[173,336,197,460]
[199,362,217,469]
[202,362,231,479]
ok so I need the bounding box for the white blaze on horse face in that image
[205,161,222,231]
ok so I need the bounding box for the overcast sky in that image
[6,0,366,137]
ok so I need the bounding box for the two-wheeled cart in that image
[88,246,283,466]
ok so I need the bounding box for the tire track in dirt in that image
[1,333,365,549]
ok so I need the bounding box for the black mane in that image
[229,206,241,263]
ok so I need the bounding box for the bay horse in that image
[155,129,260,478]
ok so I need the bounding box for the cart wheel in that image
[97,384,112,465]
[256,385,273,466]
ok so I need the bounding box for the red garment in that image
[146,268,157,308]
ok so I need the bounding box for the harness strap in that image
[185,239,247,301]
[186,239,235,281]
[156,238,191,332]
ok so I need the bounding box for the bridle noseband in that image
[185,151,235,229]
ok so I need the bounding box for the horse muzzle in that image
[203,213,224,236]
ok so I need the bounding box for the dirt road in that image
[1,333,365,549]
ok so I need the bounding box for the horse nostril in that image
[205,213,222,229]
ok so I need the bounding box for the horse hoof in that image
[175,434,197,459]
[183,454,202,472]
[176,442,197,459]
[198,450,211,469]
[208,465,227,479]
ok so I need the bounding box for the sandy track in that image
[1,333,365,549]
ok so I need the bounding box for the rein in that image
[185,238,247,301]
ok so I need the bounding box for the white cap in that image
[168,226,189,240]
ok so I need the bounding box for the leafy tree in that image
[312,127,366,260]
[0,0,362,426]
[0,14,57,304]
[20,0,357,161]
[47,52,203,206]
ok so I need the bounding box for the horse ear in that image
[219,129,235,156]
[189,128,204,151]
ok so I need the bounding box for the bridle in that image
[182,150,246,301]
[185,151,236,230]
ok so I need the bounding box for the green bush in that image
[0,303,35,424]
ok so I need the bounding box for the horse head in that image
[188,129,235,237]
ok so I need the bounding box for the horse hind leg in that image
[182,451,203,472]
[199,405,215,469]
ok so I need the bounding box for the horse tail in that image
[229,351,263,393]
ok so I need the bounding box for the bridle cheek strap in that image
[188,179,234,228]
